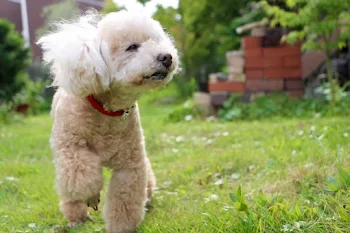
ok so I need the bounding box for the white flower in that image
[206,139,213,144]
[184,115,193,121]
[214,179,223,186]
[282,224,292,232]
[304,163,313,168]
[206,116,216,121]
[223,205,233,211]
[175,136,185,142]
[5,177,18,181]
[310,126,316,131]
[222,132,229,136]
[291,150,297,156]
[163,180,172,187]
[248,165,255,171]
[204,194,219,202]
[164,191,178,196]
[28,223,36,229]
[172,148,179,153]
[323,126,328,131]
[343,133,349,137]
[298,130,304,136]
[231,173,241,180]
[294,221,306,229]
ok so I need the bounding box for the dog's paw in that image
[86,193,100,211]
[68,221,82,228]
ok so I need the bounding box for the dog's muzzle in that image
[144,71,168,80]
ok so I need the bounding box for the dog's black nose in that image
[157,53,172,68]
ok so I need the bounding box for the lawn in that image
[0,90,350,233]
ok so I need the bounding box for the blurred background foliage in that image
[2,0,350,123]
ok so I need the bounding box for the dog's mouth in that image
[143,71,168,80]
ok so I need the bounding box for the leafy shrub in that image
[165,100,206,123]
[27,61,53,112]
[12,79,50,115]
[173,77,198,99]
[0,103,23,124]
[219,91,350,121]
[262,0,350,105]
[0,19,31,102]
[36,0,80,38]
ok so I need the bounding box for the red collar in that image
[87,95,134,118]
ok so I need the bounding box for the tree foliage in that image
[0,19,31,101]
[103,0,120,13]
[138,0,151,5]
[262,0,350,104]
[36,0,80,38]
[151,0,262,88]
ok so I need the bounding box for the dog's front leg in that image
[55,146,103,226]
[104,160,147,233]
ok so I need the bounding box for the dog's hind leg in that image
[103,160,147,233]
[55,147,103,226]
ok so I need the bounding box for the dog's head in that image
[38,10,179,97]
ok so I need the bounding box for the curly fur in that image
[38,10,179,233]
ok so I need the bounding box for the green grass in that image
[1,89,350,232]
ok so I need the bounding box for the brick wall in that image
[208,34,304,105]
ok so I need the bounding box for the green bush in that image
[0,19,31,102]
[27,61,53,113]
[12,78,50,115]
[173,77,198,99]
[167,86,350,123]
[0,103,23,124]
[165,100,204,123]
[218,91,350,121]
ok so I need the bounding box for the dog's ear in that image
[37,14,111,97]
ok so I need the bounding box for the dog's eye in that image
[126,44,140,52]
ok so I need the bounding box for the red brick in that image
[288,90,304,98]
[246,57,284,69]
[246,79,284,91]
[264,68,283,79]
[283,56,301,68]
[209,82,245,92]
[246,69,264,79]
[263,44,301,58]
[264,68,302,79]
[245,57,264,69]
[282,68,303,79]
[263,58,283,68]
[242,36,262,49]
[245,48,263,58]
[285,80,304,90]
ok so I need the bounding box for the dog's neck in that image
[92,86,144,112]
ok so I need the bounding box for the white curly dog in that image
[38,10,179,233]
